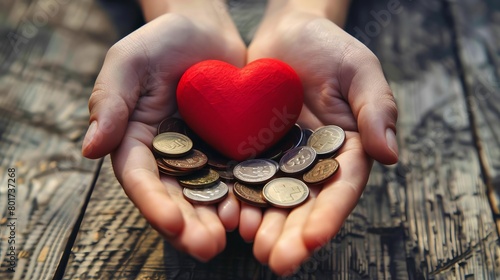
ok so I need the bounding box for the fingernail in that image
[385,128,399,158]
[82,121,97,152]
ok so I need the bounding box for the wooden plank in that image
[64,0,500,279]
[342,0,500,278]
[0,0,116,279]
[448,0,500,220]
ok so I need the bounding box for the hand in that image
[244,9,399,275]
[82,10,246,261]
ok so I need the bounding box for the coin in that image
[301,128,314,146]
[177,168,219,189]
[182,181,229,205]
[233,159,278,185]
[302,158,339,185]
[279,146,317,175]
[156,158,194,176]
[157,117,187,134]
[215,168,235,182]
[262,178,310,208]
[233,182,268,208]
[260,124,303,160]
[153,132,193,157]
[162,149,207,171]
[307,125,345,157]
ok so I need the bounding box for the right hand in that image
[82,12,246,261]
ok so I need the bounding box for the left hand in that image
[242,9,399,275]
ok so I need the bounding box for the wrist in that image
[139,0,228,23]
[265,0,350,27]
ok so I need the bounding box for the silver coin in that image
[233,159,278,184]
[301,128,314,146]
[262,178,310,208]
[307,125,345,156]
[182,181,229,205]
[279,146,317,174]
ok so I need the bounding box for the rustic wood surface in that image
[0,0,115,279]
[449,0,500,220]
[1,0,499,279]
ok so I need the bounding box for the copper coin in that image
[153,132,193,157]
[162,149,207,171]
[177,168,219,189]
[262,178,310,208]
[156,159,193,176]
[157,117,187,134]
[307,125,345,157]
[182,181,228,205]
[302,159,339,185]
[279,146,317,175]
[233,159,278,185]
[233,182,268,208]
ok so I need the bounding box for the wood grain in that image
[0,0,115,279]
[448,0,500,220]
[1,0,497,279]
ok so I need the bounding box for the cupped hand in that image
[82,13,246,261]
[244,11,399,275]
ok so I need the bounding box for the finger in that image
[239,203,263,242]
[163,177,226,261]
[111,122,185,238]
[302,133,371,250]
[194,205,227,255]
[340,47,398,164]
[268,199,315,276]
[252,208,288,264]
[217,185,240,232]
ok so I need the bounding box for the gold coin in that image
[177,168,220,189]
[302,159,339,185]
[233,182,268,208]
[152,132,193,157]
[262,178,309,208]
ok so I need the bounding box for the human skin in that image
[82,0,398,276]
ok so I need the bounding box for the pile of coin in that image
[152,118,345,208]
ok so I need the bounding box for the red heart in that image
[176,58,303,161]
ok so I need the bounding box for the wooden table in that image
[1,0,499,279]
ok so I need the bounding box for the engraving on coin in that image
[157,117,187,135]
[307,125,345,156]
[183,181,229,205]
[233,182,268,208]
[262,178,309,208]
[303,159,339,185]
[279,146,317,174]
[162,149,207,171]
[153,132,193,157]
[233,159,277,184]
[178,168,219,188]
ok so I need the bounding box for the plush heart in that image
[176,58,303,161]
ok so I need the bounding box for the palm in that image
[243,14,391,274]
[86,14,246,261]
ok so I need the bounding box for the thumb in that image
[82,44,142,159]
[341,50,399,165]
